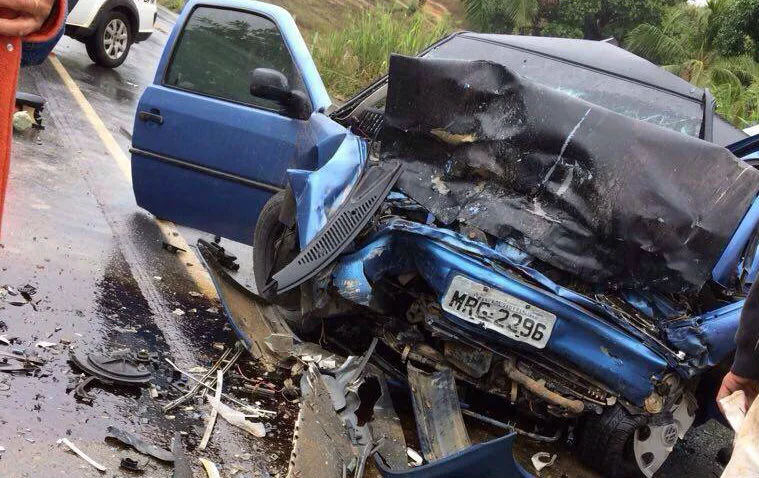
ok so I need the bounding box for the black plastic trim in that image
[267,162,402,294]
[130,147,284,193]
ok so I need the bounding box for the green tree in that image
[462,0,540,33]
[713,0,759,58]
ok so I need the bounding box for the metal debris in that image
[57,437,107,472]
[162,241,187,254]
[171,433,193,478]
[69,351,152,386]
[105,426,174,462]
[119,457,145,472]
[199,370,224,450]
[531,452,557,472]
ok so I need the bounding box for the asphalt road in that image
[0,9,733,478]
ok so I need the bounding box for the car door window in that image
[164,7,308,111]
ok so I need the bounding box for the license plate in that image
[441,275,556,349]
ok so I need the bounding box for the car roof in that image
[455,33,704,102]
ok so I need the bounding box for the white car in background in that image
[65,0,157,67]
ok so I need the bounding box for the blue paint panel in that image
[332,224,669,405]
[288,131,367,247]
[132,153,272,243]
[712,196,759,286]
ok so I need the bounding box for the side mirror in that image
[250,68,313,121]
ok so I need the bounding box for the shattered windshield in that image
[425,36,703,138]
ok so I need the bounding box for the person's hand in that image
[718,371,759,410]
[0,0,56,37]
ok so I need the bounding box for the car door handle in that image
[138,111,164,125]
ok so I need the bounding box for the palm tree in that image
[463,0,540,33]
[625,0,759,126]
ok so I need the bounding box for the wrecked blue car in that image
[131,2,759,477]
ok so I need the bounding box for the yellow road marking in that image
[49,55,218,299]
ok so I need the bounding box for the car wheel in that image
[253,190,316,335]
[578,405,647,478]
[86,11,132,68]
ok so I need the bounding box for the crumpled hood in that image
[380,54,759,293]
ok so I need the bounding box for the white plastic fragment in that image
[207,395,265,438]
[172,308,185,316]
[407,447,423,467]
[199,457,221,478]
[57,437,107,472]
[531,452,557,472]
[0,335,10,346]
[199,370,223,450]
[35,341,57,348]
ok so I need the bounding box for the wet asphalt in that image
[0,9,733,478]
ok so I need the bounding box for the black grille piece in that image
[354,108,385,138]
[267,161,402,294]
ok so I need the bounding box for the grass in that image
[310,6,452,99]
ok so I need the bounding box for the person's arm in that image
[20,0,66,66]
[718,280,759,407]
[734,279,759,380]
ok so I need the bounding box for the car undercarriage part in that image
[197,238,299,364]
[502,360,585,414]
[267,161,402,294]
[634,394,697,478]
[407,365,471,462]
[69,350,152,386]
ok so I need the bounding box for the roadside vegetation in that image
[310,6,451,100]
[462,0,759,128]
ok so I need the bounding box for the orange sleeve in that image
[24,0,67,43]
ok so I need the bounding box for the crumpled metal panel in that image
[330,219,671,406]
[665,300,744,370]
[288,131,367,249]
[381,54,759,293]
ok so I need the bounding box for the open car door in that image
[130,0,330,244]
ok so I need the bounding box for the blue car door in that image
[130,0,331,244]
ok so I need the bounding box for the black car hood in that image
[380,55,759,293]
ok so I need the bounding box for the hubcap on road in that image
[104,19,128,60]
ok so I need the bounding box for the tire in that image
[253,191,314,334]
[86,11,132,68]
[578,405,647,478]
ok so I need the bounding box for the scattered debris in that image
[35,341,57,348]
[0,335,11,346]
[407,447,423,467]
[154,276,163,282]
[12,111,34,133]
[57,437,107,472]
[69,351,152,386]
[430,176,451,195]
[171,433,193,478]
[531,452,557,472]
[199,370,223,450]
[105,426,174,462]
[205,241,240,271]
[119,457,145,473]
[207,395,265,438]
[163,344,242,411]
[212,342,224,351]
[199,458,221,478]
[162,241,187,254]
[172,308,185,316]
[188,291,203,298]
[188,366,208,374]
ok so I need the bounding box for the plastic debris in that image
[407,447,424,467]
[58,437,107,472]
[162,241,187,254]
[172,308,185,316]
[105,426,174,462]
[199,457,221,478]
[531,452,557,472]
[35,341,57,348]
[199,370,223,450]
[119,457,145,472]
[207,395,265,438]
